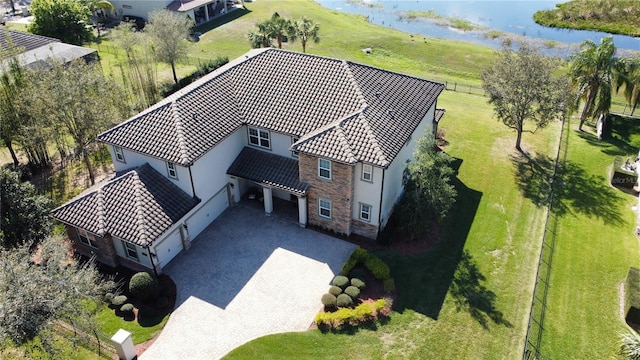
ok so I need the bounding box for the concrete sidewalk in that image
[140,205,357,359]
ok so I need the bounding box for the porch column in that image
[204,6,210,22]
[229,176,240,203]
[262,187,273,215]
[297,195,307,227]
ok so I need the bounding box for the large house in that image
[109,0,240,25]
[52,48,445,273]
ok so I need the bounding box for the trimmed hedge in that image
[112,295,128,307]
[315,298,393,330]
[129,272,157,301]
[341,247,395,294]
[321,293,337,308]
[344,286,361,299]
[337,293,353,307]
[329,285,343,296]
[332,275,349,289]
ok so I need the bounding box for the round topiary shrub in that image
[129,272,157,301]
[112,295,128,307]
[321,293,337,308]
[120,303,134,313]
[344,285,361,300]
[351,278,366,289]
[337,293,353,307]
[104,292,115,303]
[332,275,349,289]
[329,285,343,296]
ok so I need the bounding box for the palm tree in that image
[616,56,640,116]
[267,12,293,49]
[568,36,618,131]
[247,19,273,48]
[292,17,320,53]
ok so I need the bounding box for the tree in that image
[28,0,93,45]
[144,10,195,85]
[0,39,27,168]
[247,19,274,49]
[0,169,52,249]
[292,17,320,53]
[482,44,569,152]
[396,134,457,241]
[26,60,129,185]
[616,55,640,116]
[267,12,294,49]
[568,36,618,131]
[0,236,114,351]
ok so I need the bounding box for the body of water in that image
[316,0,640,56]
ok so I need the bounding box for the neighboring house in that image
[0,30,98,69]
[110,0,240,25]
[52,48,446,274]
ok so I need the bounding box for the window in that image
[360,203,372,222]
[122,241,139,261]
[362,164,373,182]
[167,162,178,179]
[76,228,98,248]
[114,146,125,163]
[319,198,331,218]
[291,136,299,157]
[318,158,331,179]
[248,127,270,149]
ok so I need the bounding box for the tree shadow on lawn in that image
[511,152,625,226]
[577,114,640,157]
[380,158,507,329]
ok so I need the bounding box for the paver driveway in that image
[140,204,357,360]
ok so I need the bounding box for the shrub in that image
[104,292,114,303]
[344,286,361,299]
[321,293,337,308]
[351,278,366,289]
[129,272,157,301]
[112,295,128,307]
[341,248,369,276]
[337,293,353,307]
[120,303,134,313]
[621,331,640,360]
[332,275,349,289]
[383,278,396,294]
[365,256,391,280]
[329,285,343,296]
[155,296,169,309]
[349,268,367,280]
[315,298,392,330]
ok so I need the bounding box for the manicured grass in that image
[226,90,562,359]
[95,303,169,345]
[540,115,640,359]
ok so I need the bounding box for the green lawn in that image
[95,303,169,345]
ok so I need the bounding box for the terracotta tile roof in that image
[52,164,199,246]
[98,49,444,168]
[227,147,309,195]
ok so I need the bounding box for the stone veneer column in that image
[298,154,354,235]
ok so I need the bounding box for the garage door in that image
[155,228,183,268]
[186,186,229,240]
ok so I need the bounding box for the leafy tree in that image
[568,36,618,131]
[0,236,114,350]
[482,44,570,152]
[292,16,320,53]
[28,0,93,45]
[396,134,457,241]
[0,39,27,168]
[616,55,640,116]
[0,169,52,249]
[26,60,129,185]
[144,10,195,85]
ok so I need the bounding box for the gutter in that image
[377,167,386,234]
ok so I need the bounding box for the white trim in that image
[318,158,331,180]
[319,198,331,219]
[359,203,372,222]
[167,162,178,179]
[291,136,299,158]
[122,240,139,262]
[114,146,126,163]
[362,164,373,182]
[76,228,98,248]
[248,126,271,149]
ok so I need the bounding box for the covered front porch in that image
[227,147,309,227]
[167,0,240,25]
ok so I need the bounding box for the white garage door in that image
[155,228,183,268]
[186,186,229,240]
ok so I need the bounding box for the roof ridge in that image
[341,60,368,109]
[131,171,149,245]
[95,188,107,236]
[293,110,362,149]
[51,170,137,213]
[357,112,389,166]
[171,102,191,165]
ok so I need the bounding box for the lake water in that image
[315,0,640,56]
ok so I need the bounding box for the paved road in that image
[140,204,357,360]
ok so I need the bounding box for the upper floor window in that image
[248,127,270,149]
[319,198,331,219]
[76,228,98,248]
[167,162,178,179]
[359,203,372,222]
[291,136,299,158]
[114,146,126,163]
[362,164,373,182]
[318,158,331,180]
[122,241,139,261]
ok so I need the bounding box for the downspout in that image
[188,165,198,200]
[377,167,386,234]
[145,244,159,278]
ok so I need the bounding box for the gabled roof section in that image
[98,49,444,168]
[0,30,58,54]
[52,164,200,246]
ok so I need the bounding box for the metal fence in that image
[522,112,570,360]
[56,320,116,359]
